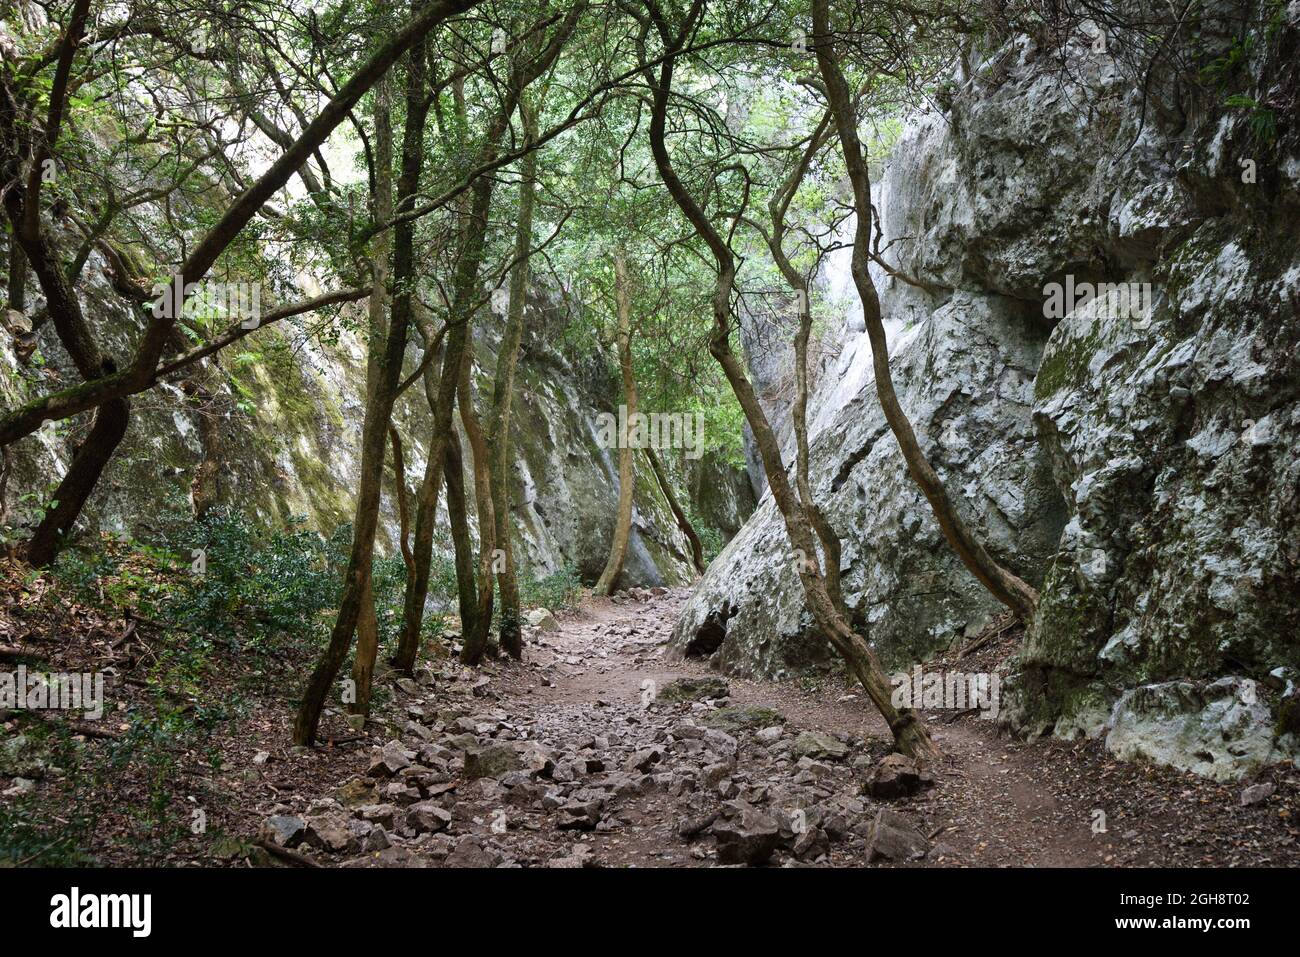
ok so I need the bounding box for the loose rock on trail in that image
[254,590,1300,868]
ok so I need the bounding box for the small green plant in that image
[0,727,98,866]
[696,522,725,566]
[0,795,99,866]
[520,562,584,612]
[158,510,348,654]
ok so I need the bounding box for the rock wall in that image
[672,3,1300,778]
[0,247,739,590]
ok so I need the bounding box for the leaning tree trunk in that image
[487,97,537,660]
[760,107,846,614]
[348,74,395,723]
[457,340,498,665]
[296,45,428,745]
[15,227,130,567]
[644,446,704,574]
[594,249,637,596]
[811,0,1037,623]
[25,396,129,567]
[643,26,936,758]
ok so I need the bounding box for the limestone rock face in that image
[0,278,748,590]
[670,293,1063,676]
[673,12,1300,779]
[1104,679,1290,783]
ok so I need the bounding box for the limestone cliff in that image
[671,2,1300,779]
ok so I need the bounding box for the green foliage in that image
[0,727,98,867]
[156,510,350,655]
[520,562,584,613]
[695,521,726,567]
[0,793,99,867]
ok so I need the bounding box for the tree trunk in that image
[643,25,936,759]
[444,428,479,654]
[350,572,381,719]
[295,42,427,745]
[389,425,415,578]
[811,0,1037,624]
[457,340,498,665]
[10,223,129,567]
[392,174,494,672]
[488,98,537,660]
[644,445,704,574]
[6,240,26,314]
[347,74,395,723]
[393,311,455,674]
[25,397,129,567]
[594,249,637,595]
[760,108,845,614]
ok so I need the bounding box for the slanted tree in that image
[810,0,1038,623]
[296,24,438,744]
[594,248,638,596]
[639,0,936,758]
[487,96,539,659]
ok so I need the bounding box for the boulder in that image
[334,779,378,807]
[712,809,781,865]
[259,814,306,848]
[367,743,411,778]
[556,797,603,831]
[526,608,561,632]
[669,294,1059,678]
[355,803,398,829]
[545,844,595,868]
[444,838,502,868]
[864,753,922,799]
[1104,678,1286,782]
[464,743,524,780]
[792,731,850,762]
[864,809,928,862]
[655,676,730,704]
[1240,782,1275,807]
[303,813,355,854]
[624,748,663,773]
[755,726,784,746]
[405,801,453,834]
[702,706,785,734]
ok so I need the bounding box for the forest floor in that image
[247,589,1300,868]
[4,579,1298,867]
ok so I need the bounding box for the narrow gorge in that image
[0,0,1296,896]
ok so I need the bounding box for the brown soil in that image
[4,577,1297,867]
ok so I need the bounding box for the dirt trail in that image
[261,590,1299,868]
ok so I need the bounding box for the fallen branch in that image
[7,709,123,738]
[254,839,322,868]
[958,617,1017,659]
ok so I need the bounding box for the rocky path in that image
[255,590,1299,868]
